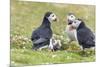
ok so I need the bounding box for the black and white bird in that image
[65,13,77,43]
[31,12,57,50]
[71,19,95,50]
[49,36,62,51]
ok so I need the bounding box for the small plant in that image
[11,34,32,49]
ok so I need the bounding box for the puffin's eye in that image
[52,15,54,17]
[71,16,73,18]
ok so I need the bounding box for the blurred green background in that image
[11,0,95,66]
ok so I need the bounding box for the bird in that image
[48,36,62,51]
[71,19,95,50]
[65,13,77,43]
[31,12,57,50]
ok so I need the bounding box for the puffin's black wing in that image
[31,30,39,41]
[31,27,52,44]
[77,27,95,47]
[34,38,47,44]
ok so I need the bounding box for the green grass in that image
[10,0,96,66]
[11,49,95,66]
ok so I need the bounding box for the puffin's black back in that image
[31,12,53,41]
[76,19,95,49]
[31,12,53,50]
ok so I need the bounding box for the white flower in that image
[22,42,25,44]
[24,37,28,40]
[60,35,63,39]
[67,56,71,59]
[23,47,26,49]
[52,55,57,58]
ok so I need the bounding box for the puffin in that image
[65,13,77,43]
[71,19,95,50]
[31,12,57,50]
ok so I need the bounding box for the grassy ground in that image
[11,0,95,66]
[11,49,95,66]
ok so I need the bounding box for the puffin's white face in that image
[71,20,82,28]
[67,14,76,21]
[47,13,57,22]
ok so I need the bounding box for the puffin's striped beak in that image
[68,20,73,25]
[54,18,57,21]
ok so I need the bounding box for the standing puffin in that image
[71,19,95,50]
[31,12,57,50]
[65,13,77,43]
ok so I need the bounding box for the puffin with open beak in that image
[65,13,77,43]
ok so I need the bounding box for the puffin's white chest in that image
[66,26,77,41]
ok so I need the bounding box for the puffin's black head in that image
[71,18,86,29]
[67,13,76,25]
[44,12,57,22]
